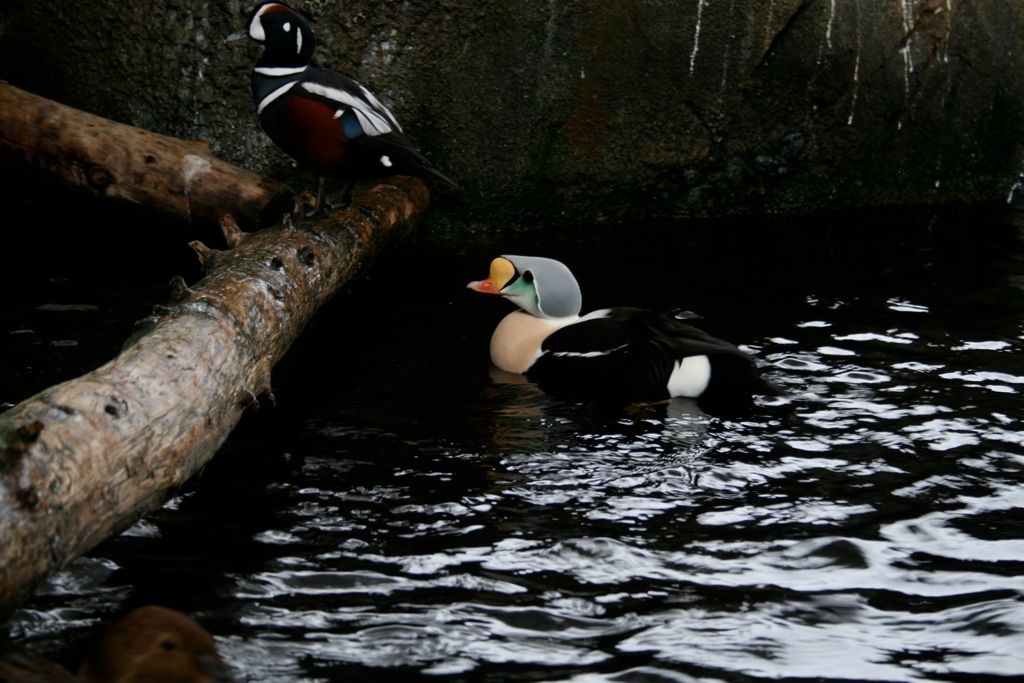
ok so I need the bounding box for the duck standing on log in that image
[228,2,457,212]
[468,255,778,413]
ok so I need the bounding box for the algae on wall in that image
[1,0,1022,236]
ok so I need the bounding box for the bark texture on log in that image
[0,82,292,229]
[0,176,429,615]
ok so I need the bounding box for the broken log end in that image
[219,214,247,248]
[168,275,195,303]
[188,240,221,269]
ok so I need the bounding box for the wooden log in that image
[0,181,427,612]
[0,177,429,614]
[0,81,293,228]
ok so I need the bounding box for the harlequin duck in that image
[468,255,777,412]
[228,2,457,211]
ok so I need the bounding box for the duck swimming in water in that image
[468,255,776,412]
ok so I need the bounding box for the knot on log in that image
[86,164,112,191]
[104,396,128,419]
[16,486,40,511]
[16,420,44,443]
[1,421,45,472]
[297,245,316,268]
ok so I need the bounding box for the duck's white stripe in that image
[581,308,612,319]
[250,2,286,41]
[249,11,267,41]
[357,84,403,132]
[552,344,628,358]
[667,355,711,398]
[300,82,395,136]
[257,81,298,115]
[295,26,303,54]
[254,66,307,76]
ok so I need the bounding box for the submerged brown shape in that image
[79,606,234,683]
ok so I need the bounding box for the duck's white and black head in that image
[228,1,459,205]
[234,2,316,71]
[468,255,777,411]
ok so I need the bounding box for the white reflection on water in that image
[618,595,1024,680]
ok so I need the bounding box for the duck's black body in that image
[531,307,771,411]
[469,255,776,413]
[233,2,456,198]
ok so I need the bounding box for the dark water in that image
[2,199,1024,682]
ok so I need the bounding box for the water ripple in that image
[6,233,1024,682]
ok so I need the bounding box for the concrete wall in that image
[2,1,1023,237]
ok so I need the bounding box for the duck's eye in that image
[160,639,178,651]
[522,271,534,284]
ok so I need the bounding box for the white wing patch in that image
[257,81,299,115]
[300,82,395,136]
[580,309,612,321]
[666,355,711,397]
[380,155,393,168]
[357,84,403,133]
[551,344,628,359]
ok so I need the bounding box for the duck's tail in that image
[420,163,460,191]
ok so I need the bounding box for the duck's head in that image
[228,2,315,69]
[79,606,235,683]
[468,255,582,319]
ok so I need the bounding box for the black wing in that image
[305,68,459,188]
[531,308,771,406]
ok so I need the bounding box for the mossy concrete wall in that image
[2,1,1023,237]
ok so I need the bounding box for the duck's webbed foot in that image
[325,181,355,210]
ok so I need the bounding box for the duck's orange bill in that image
[467,279,500,293]
[467,257,515,294]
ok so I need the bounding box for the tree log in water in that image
[0,81,293,228]
[0,84,430,614]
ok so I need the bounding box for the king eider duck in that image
[228,2,458,212]
[468,255,776,412]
